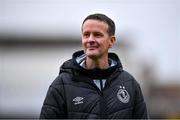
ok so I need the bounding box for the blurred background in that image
[0,0,180,118]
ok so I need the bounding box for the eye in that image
[94,32,103,37]
[83,32,89,38]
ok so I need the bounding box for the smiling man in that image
[40,13,148,119]
[82,18,116,69]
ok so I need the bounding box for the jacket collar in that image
[72,50,123,79]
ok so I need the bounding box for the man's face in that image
[82,19,115,59]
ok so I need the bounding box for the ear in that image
[109,36,116,48]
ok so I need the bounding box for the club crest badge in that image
[117,85,130,103]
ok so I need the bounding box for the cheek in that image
[82,39,86,47]
[101,40,109,47]
[82,38,85,44]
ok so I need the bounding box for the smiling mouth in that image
[86,43,99,50]
[87,46,98,50]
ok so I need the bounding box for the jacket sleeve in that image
[40,76,67,119]
[132,80,148,119]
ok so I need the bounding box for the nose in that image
[88,34,95,42]
[86,34,96,46]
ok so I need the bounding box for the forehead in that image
[82,19,108,32]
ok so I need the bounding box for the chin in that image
[86,53,101,59]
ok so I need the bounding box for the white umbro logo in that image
[73,97,84,105]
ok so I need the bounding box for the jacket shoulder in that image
[59,59,73,74]
[117,70,142,91]
[118,70,136,82]
[50,75,63,87]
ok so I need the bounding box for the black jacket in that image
[40,50,148,119]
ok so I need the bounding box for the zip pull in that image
[100,80,104,91]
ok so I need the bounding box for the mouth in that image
[86,42,99,51]
[87,46,98,50]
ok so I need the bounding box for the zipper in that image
[87,79,109,118]
[98,80,108,118]
[100,79,103,91]
[99,89,107,119]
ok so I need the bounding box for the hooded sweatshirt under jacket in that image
[40,50,148,119]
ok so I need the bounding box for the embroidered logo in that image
[73,97,84,105]
[117,85,130,103]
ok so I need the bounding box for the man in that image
[40,13,148,119]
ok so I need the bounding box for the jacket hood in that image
[59,50,123,79]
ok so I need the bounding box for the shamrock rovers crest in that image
[117,85,130,103]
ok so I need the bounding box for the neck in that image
[85,54,109,69]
